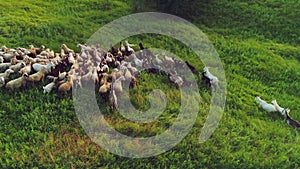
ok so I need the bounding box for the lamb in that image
[0,69,14,80]
[255,96,277,113]
[43,77,58,94]
[6,73,29,91]
[202,67,219,89]
[58,75,73,94]
[272,100,287,116]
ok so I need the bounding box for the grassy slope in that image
[1,0,300,168]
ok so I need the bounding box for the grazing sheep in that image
[110,89,118,109]
[272,100,287,116]
[0,77,5,87]
[6,73,29,91]
[124,68,132,81]
[132,54,143,67]
[255,96,277,113]
[0,69,14,80]
[81,68,94,84]
[32,61,55,73]
[58,71,67,80]
[124,40,135,53]
[99,82,111,94]
[3,52,15,62]
[72,75,82,89]
[58,75,73,94]
[168,71,184,87]
[113,76,125,94]
[0,63,12,72]
[99,73,108,86]
[92,68,99,85]
[154,54,163,65]
[98,64,109,74]
[283,109,300,129]
[203,67,219,88]
[1,45,8,52]
[43,77,58,94]
[0,56,3,63]
[61,44,74,54]
[27,67,46,84]
[68,52,75,64]
[9,62,26,72]
[18,63,32,75]
[162,51,175,66]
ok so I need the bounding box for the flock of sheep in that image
[0,41,218,109]
[1,41,297,130]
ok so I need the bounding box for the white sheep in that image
[0,77,5,87]
[124,68,132,81]
[0,56,3,63]
[110,89,118,109]
[125,40,135,53]
[255,96,277,113]
[272,100,287,116]
[68,52,75,64]
[154,54,163,65]
[162,51,175,66]
[43,77,58,94]
[113,76,125,94]
[203,67,219,88]
[9,62,26,72]
[6,73,29,91]
[32,61,55,73]
[0,63,12,71]
[0,69,14,80]
[132,54,143,67]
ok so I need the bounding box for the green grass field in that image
[1,0,300,168]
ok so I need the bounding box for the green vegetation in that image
[0,0,300,168]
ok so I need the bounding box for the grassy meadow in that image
[0,0,300,168]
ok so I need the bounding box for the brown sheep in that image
[26,67,46,85]
[58,75,73,94]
